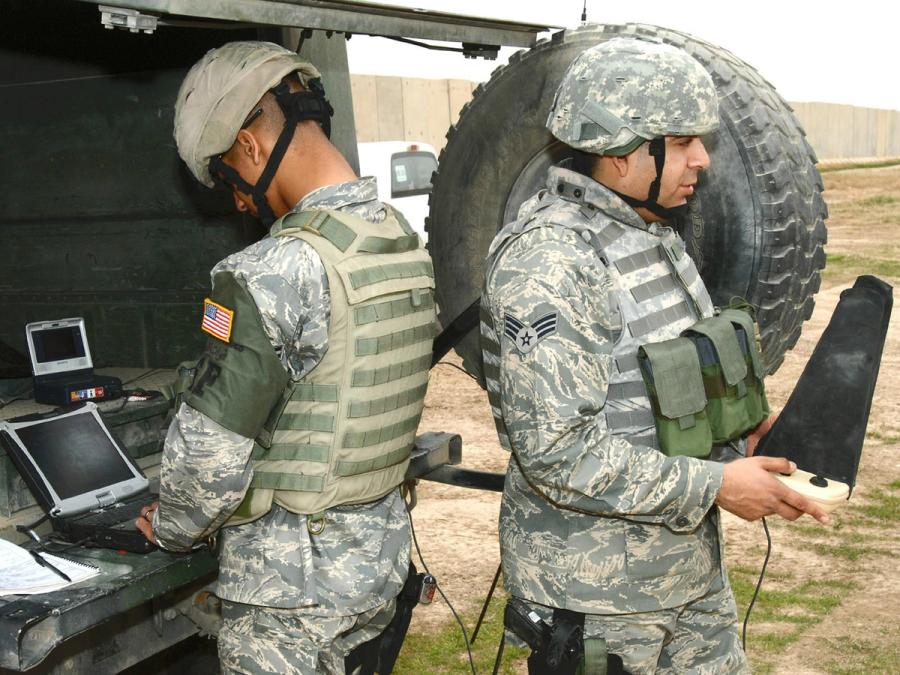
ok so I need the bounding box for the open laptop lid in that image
[0,403,148,517]
[25,317,93,378]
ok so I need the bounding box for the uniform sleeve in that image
[152,237,331,550]
[486,231,722,533]
[152,404,255,551]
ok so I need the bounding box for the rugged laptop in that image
[25,317,122,406]
[0,403,156,553]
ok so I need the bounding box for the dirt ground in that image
[407,165,900,672]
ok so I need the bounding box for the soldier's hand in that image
[135,501,160,545]
[715,456,830,524]
[745,413,777,457]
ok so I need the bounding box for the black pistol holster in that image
[504,597,628,675]
[344,561,432,674]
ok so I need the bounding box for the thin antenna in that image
[581,0,588,23]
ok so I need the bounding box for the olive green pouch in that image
[638,338,712,458]
[720,308,770,425]
[685,316,753,443]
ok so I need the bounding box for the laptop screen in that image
[26,317,93,377]
[1,403,148,516]
[15,412,134,500]
[32,326,85,364]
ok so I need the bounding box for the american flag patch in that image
[201,298,234,342]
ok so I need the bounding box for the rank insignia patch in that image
[201,298,234,343]
[504,311,558,354]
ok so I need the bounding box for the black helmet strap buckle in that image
[207,77,334,227]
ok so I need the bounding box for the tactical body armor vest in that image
[230,208,436,523]
[482,174,715,453]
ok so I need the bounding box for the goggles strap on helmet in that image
[208,77,335,227]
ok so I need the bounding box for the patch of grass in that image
[734,571,856,672]
[822,631,900,675]
[855,194,899,207]
[803,543,867,560]
[394,591,527,674]
[858,486,900,521]
[823,253,900,280]
[865,429,900,444]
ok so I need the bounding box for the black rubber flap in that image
[756,276,893,490]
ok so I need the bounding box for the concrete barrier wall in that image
[350,74,476,153]
[790,102,900,160]
[350,74,899,161]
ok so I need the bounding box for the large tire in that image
[427,23,827,376]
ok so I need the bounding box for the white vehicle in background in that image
[357,141,438,243]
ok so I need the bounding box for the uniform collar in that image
[270,177,385,236]
[544,165,653,233]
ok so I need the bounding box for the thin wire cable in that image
[407,503,477,675]
[742,517,771,650]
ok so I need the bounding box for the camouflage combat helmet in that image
[174,41,333,225]
[547,37,719,156]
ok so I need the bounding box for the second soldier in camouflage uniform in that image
[481,38,828,674]
[135,42,436,674]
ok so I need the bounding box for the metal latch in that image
[95,491,116,508]
[99,5,159,34]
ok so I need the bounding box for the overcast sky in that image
[346,0,900,112]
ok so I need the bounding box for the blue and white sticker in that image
[504,311,558,354]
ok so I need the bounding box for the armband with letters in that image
[182,271,290,439]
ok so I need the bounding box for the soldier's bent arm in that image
[153,240,329,550]
[486,233,722,532]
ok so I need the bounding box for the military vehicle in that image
[0,1,826,671]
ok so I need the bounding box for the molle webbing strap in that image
[252,443,330,462]
[277,411,335,433]
[351,354,431,387]
[385,204,416,235]
[607,381,649,400]
[592,221,626,249]
[355,322,437,356]
[291,383,339,402]
[628,300,692,337]
[358,234,421,254]
[335,445,411,477]
[614,245,665,275]
[250,472,324,492]
[605,409,656,429]
[678,262,699,287]
[348,260,434,290]
[627,432,658,448]
[615,354,640,374]
[355,293,435,326]
[348,383,429,418]
[631,275,679,303]
[343,414,421,448]
[299,212,357,252]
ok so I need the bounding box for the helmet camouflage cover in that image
[174,41,322,187]
[547,37,720,155]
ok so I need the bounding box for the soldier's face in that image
[652,135,710,208]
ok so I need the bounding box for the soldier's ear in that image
[232,129,265,168]
[610,154,630,178]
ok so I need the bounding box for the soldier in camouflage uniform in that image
[480,38,829,674]
[134,42,436,674]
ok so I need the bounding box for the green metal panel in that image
[0,0,262,368]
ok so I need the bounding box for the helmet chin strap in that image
[608,137,690,222]
[208,79,334,228]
